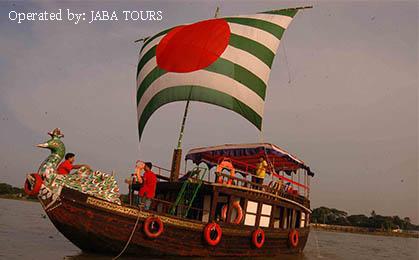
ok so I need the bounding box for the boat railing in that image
[136,161,190,182]
[208,156,310,197]
[152,165,172,181]
[213,171,308,205]
[210,156,310,198]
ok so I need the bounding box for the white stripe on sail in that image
[237,14,293,29]
[137,57,157,89]
[220,45,271,86]
[137,70,264,119]
[228,23,280,53]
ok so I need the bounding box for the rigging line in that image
[282,41,292,84]
[134,36,150,43]
[112,210,141,260]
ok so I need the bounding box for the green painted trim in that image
[205,58,267,99]
[138,86,262,140]
[224,17,286,40]
[229,33,275,68]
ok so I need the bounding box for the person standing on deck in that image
[254,156,268,188]
[57,153,90,175]
[138,162,157,210]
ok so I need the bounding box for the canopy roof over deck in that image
[186,143,314,177]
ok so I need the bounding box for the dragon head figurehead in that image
[36,128,65,159]
[27,128,121,205]
[36,128,66,178]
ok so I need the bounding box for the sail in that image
[136,9,300,141]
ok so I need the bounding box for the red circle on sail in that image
[156,19,230,73]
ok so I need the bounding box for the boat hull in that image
[41,187,309,257]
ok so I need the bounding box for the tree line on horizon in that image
[310,206,419,231]
[0,182,38,201]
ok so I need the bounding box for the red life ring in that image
[24,173,43,196]
[203,222,222,246]
[252,228,265,248]
[143,216,164,238]
[216,159,235,185]
[288,229,299,248]
[221,201,243,224]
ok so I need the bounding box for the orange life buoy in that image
[221,201,243,224]
[203,222,222,246]
[288,229,299,248]
[24,173,43,196]
[144,216,164,238]
[216,159,235,185]
[252,228,265,248]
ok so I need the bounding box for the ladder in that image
[170,167,207,217]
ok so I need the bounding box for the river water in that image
[0,199,417,260]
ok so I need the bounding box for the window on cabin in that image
[215,195,228,222]
[291,209,297,228]
[306,213,310,227]
[244,200,258,226]
[272,206,282,228]
[282,208,288,229]
[300,212,306,228]
[287,208,293,228]
[295,210,301,228]
[259,204,272,227]
[202,195,211,222]
[228,197,244,224]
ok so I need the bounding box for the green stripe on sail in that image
[205,58,267,99]
[137,45,157,77]
[224,17,286,40]
[138,86,262,140]
[229,33,275,68]
[137,57,267,104]
[137,67,167,104]
[261,9,298,17]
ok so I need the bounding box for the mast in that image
[169,6,221,182]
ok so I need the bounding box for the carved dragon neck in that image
[36,128,65,181]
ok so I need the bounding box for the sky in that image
[0,1,417,222]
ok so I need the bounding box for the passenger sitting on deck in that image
[57,153,90,175]
[137,162,157,210]
[253,156,267,188]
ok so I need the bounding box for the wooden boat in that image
[28,139,314,257]
[24,6,316,258]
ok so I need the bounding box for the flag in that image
[136,9,299,141]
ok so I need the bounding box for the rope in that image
[282,41,292,84]
[112,211,141,260]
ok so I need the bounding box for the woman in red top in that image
[57,153,90,175]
